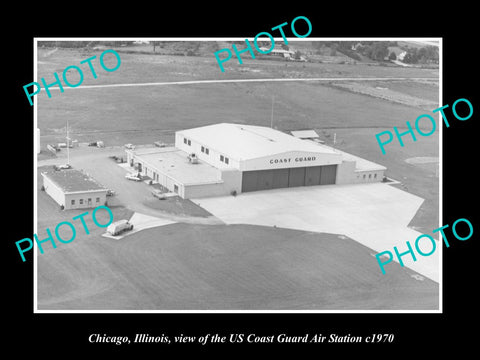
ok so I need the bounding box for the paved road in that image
[44,76,438,91]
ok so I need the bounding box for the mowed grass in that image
[37,80,437,144]
[37,223,438,310]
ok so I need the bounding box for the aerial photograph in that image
[34,38,440,311]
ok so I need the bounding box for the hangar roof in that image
[42,169,107,193]
[177,123,337,161]
[132,147,222,185]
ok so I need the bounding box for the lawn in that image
[37,223,438,310]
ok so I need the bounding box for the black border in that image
[7,6,478,355]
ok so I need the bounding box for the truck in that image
[107,220,134,236]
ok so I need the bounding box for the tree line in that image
[312,41,438,64]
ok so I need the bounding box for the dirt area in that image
[142,197,212,218]
[327,80,439,110]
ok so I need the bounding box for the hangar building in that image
[42,169,108,209]
[126,123,386,199]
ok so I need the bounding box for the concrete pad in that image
[102,212,176,240]
[193,183,439,282]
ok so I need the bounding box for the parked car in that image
[106,189,116,196]
[125,173,142,181]
[151,189,166,200]
[47,144,60,153]
[124,143,135,150]
[54,164,71,170]
[107,220,133,236]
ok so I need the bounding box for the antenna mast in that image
[270,95,275,128]
[66,119,70,165]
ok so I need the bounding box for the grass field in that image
[36,45,440,310]
[37,223,438,310]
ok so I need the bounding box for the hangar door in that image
[242,168,289,192]
[242,165,337,193]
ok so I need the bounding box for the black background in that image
[6,5,478,356]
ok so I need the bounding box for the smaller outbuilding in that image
[290,129,319,139]
[41,169,108,210]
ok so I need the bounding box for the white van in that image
[107,220,134,236]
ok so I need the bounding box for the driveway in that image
[192,183,440,282]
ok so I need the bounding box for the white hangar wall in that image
[175,132,241,170]
[184,169,242,198]
[42,174,66,207]
[126,123,388,199]
[240,150,342,171]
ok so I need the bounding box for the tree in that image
[293,50,302,60]
[330,44,337,56]
[389,51,397,60]
[371,42,389,60]
[403,51,418,64]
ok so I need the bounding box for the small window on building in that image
[96,197,100,203]
[71,199,75,205]
[174,184,179,193]
[363,174,366,179]
[220,155,224,162]
[183,138,187,144]
[201,146,205,153]
[369,174,371,179]
[225,157,229,164]
[79,199,84,205]
[187,139,191,146]
[205,148,209,155]
[374,173,377,178]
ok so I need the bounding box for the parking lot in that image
[37,145,219,224]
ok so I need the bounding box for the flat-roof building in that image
[126,123,386,199]
[41,169,108,209]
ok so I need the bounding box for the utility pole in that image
[270,95,275,128]
[66,119,70,165]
